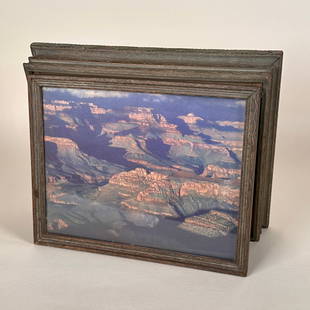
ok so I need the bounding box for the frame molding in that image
[26,75,260,276]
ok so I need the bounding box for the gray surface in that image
[0,0,310,309]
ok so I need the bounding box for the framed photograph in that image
[24,43,282,276]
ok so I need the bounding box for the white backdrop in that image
[0,1,309,309]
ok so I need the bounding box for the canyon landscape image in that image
[43,87,245,260]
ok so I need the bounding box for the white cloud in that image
[142,93,172,103]
[43,87,129,98]
[235,100,246,105]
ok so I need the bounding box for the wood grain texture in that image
[25,75,261,276]
[23,43,281,275]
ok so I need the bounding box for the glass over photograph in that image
[42,87,246,260]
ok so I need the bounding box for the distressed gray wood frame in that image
[23,43,282,275]
[24,74,260,277]
[24,43,283,241]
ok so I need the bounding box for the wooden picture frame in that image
[24,43,282,276]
